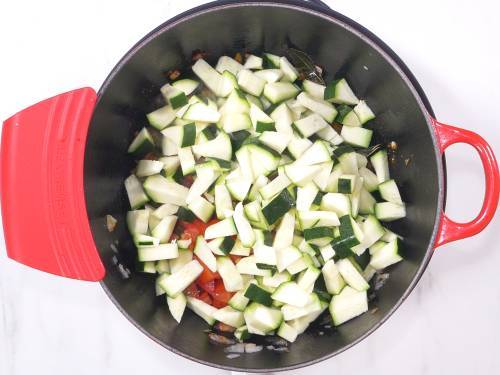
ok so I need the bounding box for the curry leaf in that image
[285,48,325,85]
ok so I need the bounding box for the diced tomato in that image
[179,219,219,251]
[212,298,227,309]
[197,291,212,305]
[195,255,221,284]
[210,279,234,307]
[184,282,200,298]
[197,279,215,294]
[229,255,243,264]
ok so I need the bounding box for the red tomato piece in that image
[229,255,243,264]
[210,279,234,307]
[197,291,212,305]
[184,282,200,298]
[197,279,215,294]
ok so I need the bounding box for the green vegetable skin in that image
[124,51,406,342]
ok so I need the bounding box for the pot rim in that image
[97,0,444,372]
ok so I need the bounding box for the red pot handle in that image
[0,88,105,281]
[432,118,499,247]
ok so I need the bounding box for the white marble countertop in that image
[1,0,499,374]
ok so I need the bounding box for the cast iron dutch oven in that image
[1,0,499,372]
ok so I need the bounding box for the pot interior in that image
[84,1,440,371]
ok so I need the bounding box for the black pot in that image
[1,0,498,372]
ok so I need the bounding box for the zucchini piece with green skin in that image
[127,209,149,235]
[277,321,298,342]
[284,163,322,187]
[320,193,351,217]
[176,207,196,222]
[236,256,273,277]
[220,89,250,114]
[369,239,403,270]
[151,215,177,243]
[279,56,299,82]
[215,55,244,76]
[187,296,218,325]
[209,236,235,255]
[263,52,281,68]
[271,281,310,307]
[159,260,203,297]
[261,271,292,288]
[293,113,329,138]
[167,293,187,323]
[248,175,269,201]
[193,236,217,272]
[205,217,237,239]
[234,325,252,341]
[183,102,221,123]
[276,246,302,272]
[339,214,365,246]
[298,211,340,229]
[219,112,252,133]
[172,78,199,96]
[281,293,322,320]
[249,103,275,132]
[213,306,245,328]
[351,214,385,255]
[136,160,163,178]
[338,174,358,194]
[254,69,283,83]
[230,240,251,257]
[359,188,377,215]
[370,149,390,184]
[226,170,252,202]
[178,147,195,175]
[245,283,273,306]
[233,202,256,247]
[253,244,277,266]
[382,228,403,242]
[244,54,263,70]
[319,244,336,263]
[336,258,369,291]
[192,59,230,97]
[146,105,177,130]
[247,143,281,178]
[296,183,319,212]
[237,69,266,96]
[217,256,244,292]
[137,261,156,273]
[270,102,294,135]
[143,174,189,205]
[138,243,178,262]
[158,156,180,176]
[324,78,359,105]
[229,285,252,311]
[353,100,375,124]
[125,174,149,209]
[379,179,403,204]
[259,174,292,200]
[295,140,332,166]
[214,184,233,220]
[297,267,321,291]
[273,211,295,250]
[160,83,188,109]
[375,202,406,222]
[313,161,334,191]
[200,123,218,141]
[329,286,368,326]
[322,259,346,295]
[288,300,328,334]
[304,226,335,241]
[169,249,193,273]
[186,166,220,204]
[244,303,283,333]
[262,189,295,225]
[263,82,300,104]
[339,107,362,127]
[244,200,261,222]
[128,127,155,158]
[192,132,232,161]
[180,123,196,147]
[341,126,373,148]
[161,137,178,157]
[358,167,379,192]
[302,79,326,101]
[297,92,337,122]
[286,253,313,275]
